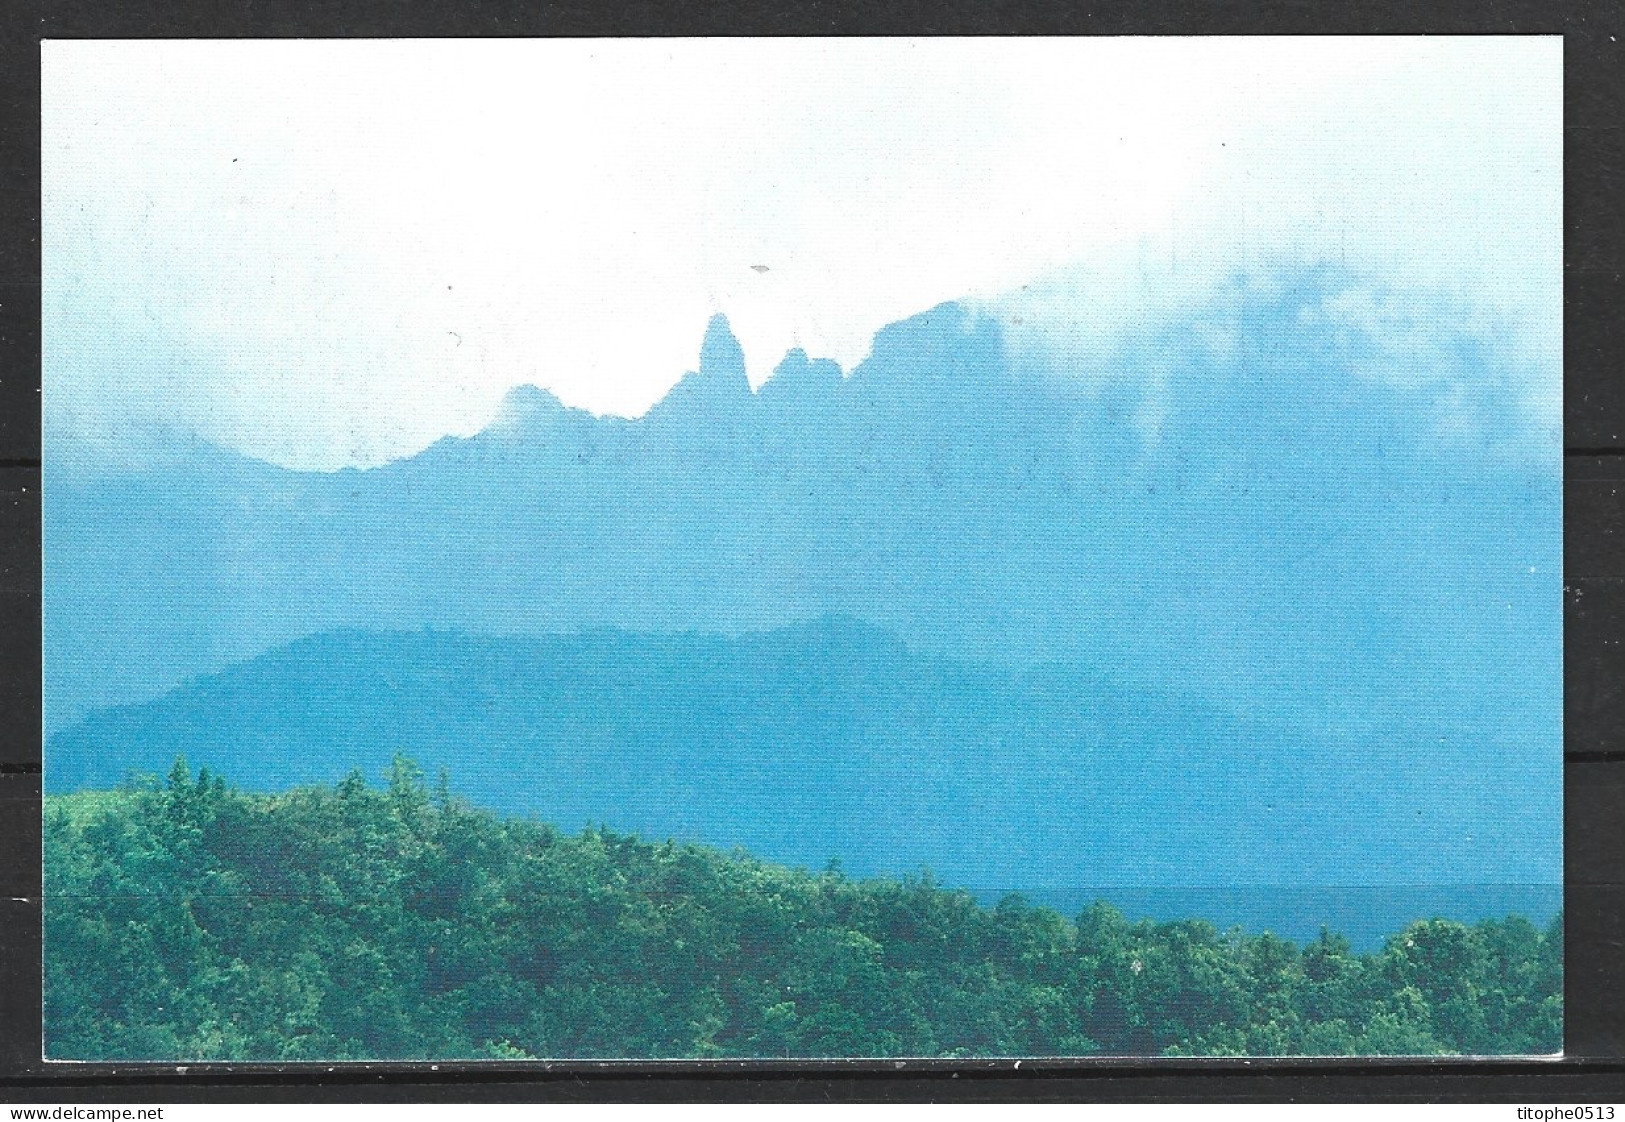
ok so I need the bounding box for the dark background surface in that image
[2,0,1621,1102]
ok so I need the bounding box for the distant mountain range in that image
[43,266,1561,889]
[46,271,1558,729]
[44,618,1559,892]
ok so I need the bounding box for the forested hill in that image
[45,620,1556,892]
[44,762,1563,1061]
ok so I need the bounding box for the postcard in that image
[41,37,1562,1060]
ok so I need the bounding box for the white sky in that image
[43,37,1561,470]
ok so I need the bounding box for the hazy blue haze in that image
[49,618,1560,887]
[45,266,1561,899]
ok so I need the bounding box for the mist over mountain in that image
[44,265,1553,891]
[46,266,1558,747]
[44,263,1562,892]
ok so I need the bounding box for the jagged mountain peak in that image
[644,313,753,419]
[698,313,749,389]
[759,347,843,400]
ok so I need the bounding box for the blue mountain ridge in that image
[43,264,1561,892]
[45,617,1557,894]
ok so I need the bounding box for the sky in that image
[43,37,1561,471]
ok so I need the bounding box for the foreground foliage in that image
[45,759,1563,1060]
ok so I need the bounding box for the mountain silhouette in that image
[43,266,1561,889]
[44,618,1557,893]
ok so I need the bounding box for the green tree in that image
[41,759,1565,1061]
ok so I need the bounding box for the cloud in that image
[43,37,1560,470]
